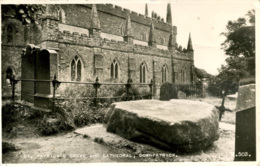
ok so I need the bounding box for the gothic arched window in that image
[71,56,82,81]
[142,32,147,41]
[7,25,14,43]
[58,7,66,23]
[121,26,125,36]
[160,37,165,45]
[6,67,13,86]
[140,62,147,83]
[162,64,168,83]
[110,59,119,79]
[181,67,186,83]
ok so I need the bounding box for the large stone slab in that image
[105,100,219,153]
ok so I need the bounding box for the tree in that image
[219,9,255,81]
[2,5,44,25]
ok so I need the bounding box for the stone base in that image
[34,93,53,109]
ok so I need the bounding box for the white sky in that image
[107,0,256,75]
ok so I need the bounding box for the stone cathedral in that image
[2,3,195,100]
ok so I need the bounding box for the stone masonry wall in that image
[1,4,194,99]
[1,18,42,94]
[52,4,175,46]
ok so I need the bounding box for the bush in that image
[239,77,255,86]
[39,81,150,135]
[2,103,19,129]
[37,115,60,135]
[175,84,203,97]
[2,102,40,129]
[38,99,108,135]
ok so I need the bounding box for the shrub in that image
[54,99,107,128]
[2,102,40,129]
[114,85,151,101]
[2,103,19,129]
[175,84,203,98]
[37,115,59,135]
[239,77,255,86]
[39,80,151,135]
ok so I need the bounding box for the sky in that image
[106,0,256,75]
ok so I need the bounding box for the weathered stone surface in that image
[235,83,256,161]
[159,82,177,100]
[177,91,186,99]
[105,100,219,153]
[236,84,255,112]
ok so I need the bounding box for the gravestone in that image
[159,82,177,100]
[21,44,36,102]
[177,91,186,99]
[235,83,256,161]
[21,44,58,110]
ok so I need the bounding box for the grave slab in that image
[105,100,219,153]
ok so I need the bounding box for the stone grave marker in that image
[234,83,256,161]
[177,91,186,99]
[159,82,177,100]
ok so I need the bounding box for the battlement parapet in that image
[57,29,192,61]
[174,50,193,61]
[82,4,175,33]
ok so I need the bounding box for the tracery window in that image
[110,59,119,79]
[162,64,168,83]
[71,56,82,81]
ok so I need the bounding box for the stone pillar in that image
[123,13,134,44]
[153,60,160,98]
[128,57,136,79]
[89,4,101,38]
[168,26,177,51]
[148,21,156,48]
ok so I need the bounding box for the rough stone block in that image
[105,100,219,153]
